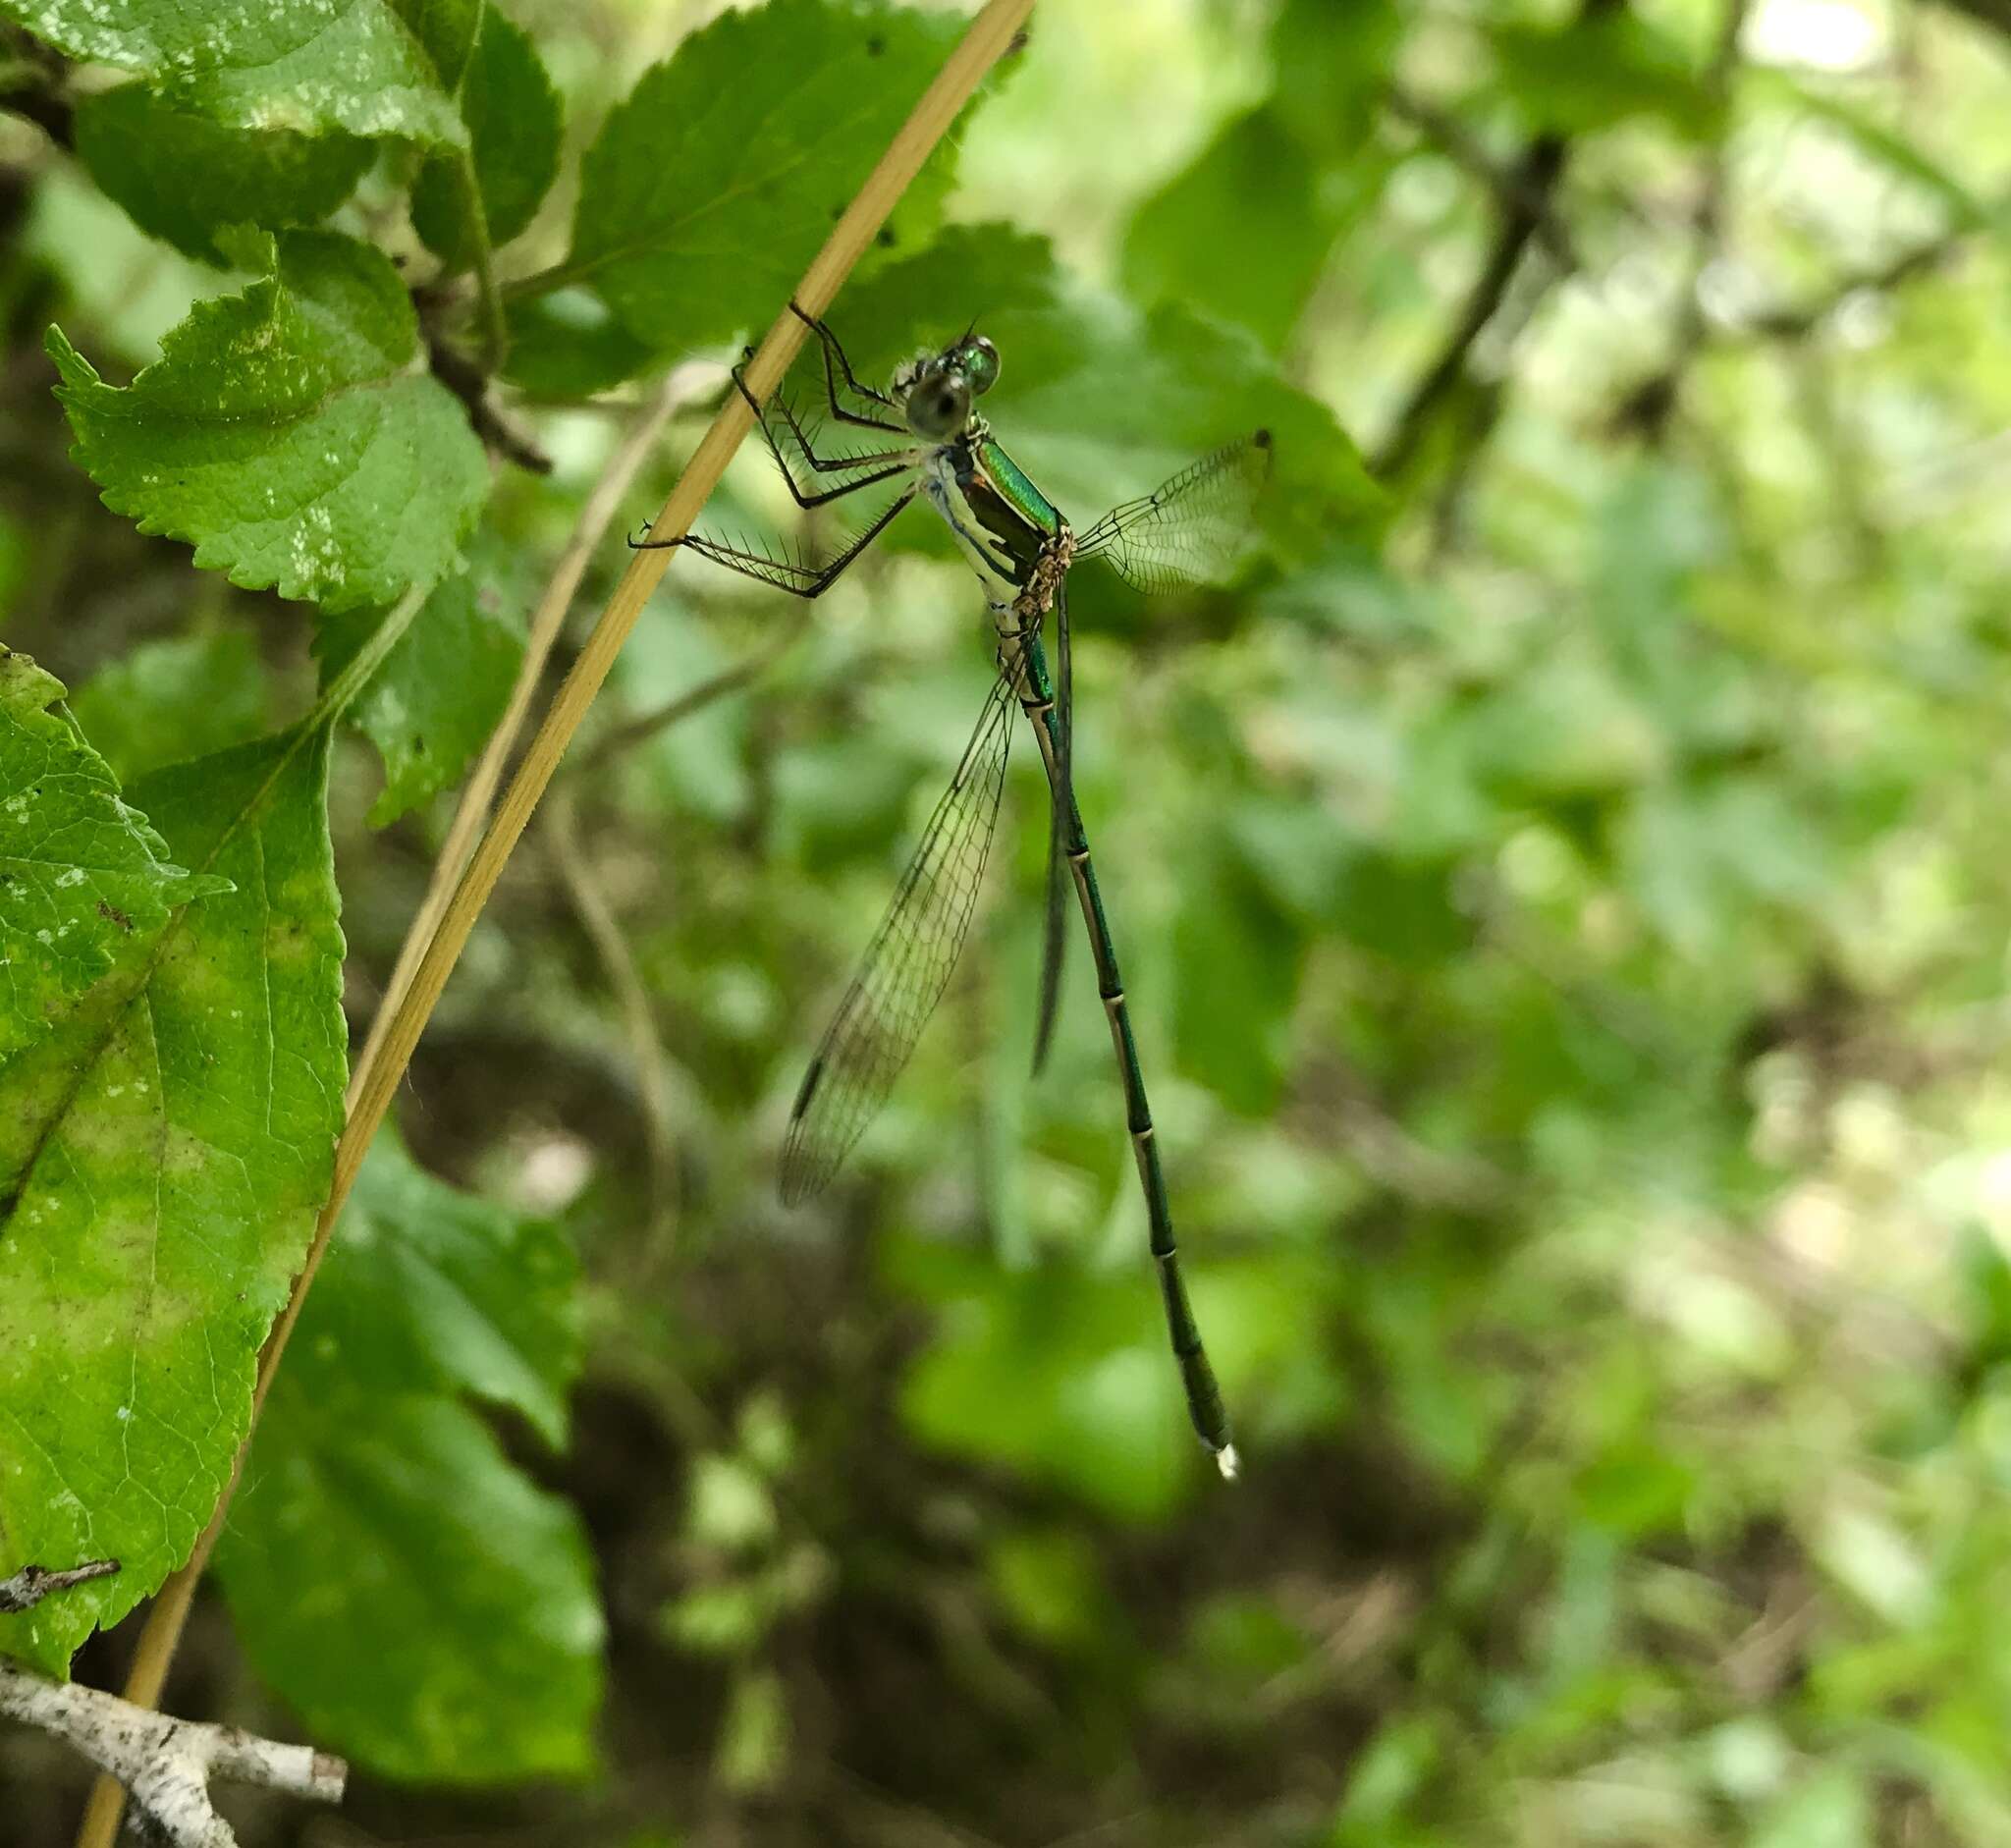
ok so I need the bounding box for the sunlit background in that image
[8,0,2011,1841]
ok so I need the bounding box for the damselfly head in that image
[894,333,1001,441]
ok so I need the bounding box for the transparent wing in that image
[781,671,1016,1205]
[1075,430,1273,595]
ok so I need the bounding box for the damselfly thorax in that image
[921,426,1075,620]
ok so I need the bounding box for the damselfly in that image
[636,304,1269,1477]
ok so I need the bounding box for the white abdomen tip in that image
[1216,1444,1240,1482]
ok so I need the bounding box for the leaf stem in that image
[459,152,512,375]
[354,363,704,1091]
[311,581,431,728]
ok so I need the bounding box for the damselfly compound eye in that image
[964,336,1000,396]
[908,375,970,439]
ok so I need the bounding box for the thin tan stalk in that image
[76,7,1034,1843]
[351,362,706,1097]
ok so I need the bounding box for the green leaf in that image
[73,82,374,265]
[891,1242,1194,1522]
[316,565,523,826]
[1269,0,1399,157]
[1122,107,1334,353]
[502,289,656,398]
[1123,0,1397,351]
[388,0,483,89]
[0,651,229,1114]
[412,8,564,271]
[0,0,464,145]
[1172,823,1304,1114]
[0,719,347,1674]
[559,0,964,353]
[301,1127,580,1452]
[66,632,272,785]
[48,230,487,614]
[216,1131,599,1782]
[831,225,1386,564]
[1492,13,1718,139]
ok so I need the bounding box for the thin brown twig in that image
[1734,229,1967,342]
[543,783,679,1244]
[1383,85,1578,267]
[1372,134,1567,479]
[428,338,554,475]
[1608,0,1749,443]
[1373,0,1624,481]
[546,609,813,1235]
[75,8,1034,1842]
[356,362,706,1071]
[0,1558,118,1614]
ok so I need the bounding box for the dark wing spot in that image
[1253,428,1273,449]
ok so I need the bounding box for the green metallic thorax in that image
[974,435,1063,538]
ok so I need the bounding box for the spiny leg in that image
[788,299,906,434]
[731,353,913,489]
[630,488,914,599]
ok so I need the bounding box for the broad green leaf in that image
[559,0,964,353]
[1171,823,1304,1114]
[0,722,347,1673]
[1122,107,1334,353]
[49,230,487,614]
[502,289,656,398]
[1492,13,1717,139]
[0,652,228,1114]
[67,632,272,785]
[288,1131,579,1443]
[1123,0,1395,350]
[217,1132,599,1782]
[1269,0,1399,157]
[73,83,374,265]
[829,225,1386,562]
[890,1241,1193,1522]
[892,1237,1327,1518]
[0,0,464,145]
[412,8,564,271]
[316,565,523,826]
[389,0,483,89]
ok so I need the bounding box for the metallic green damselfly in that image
[636,304,1269,1477]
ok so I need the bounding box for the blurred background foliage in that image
[7,0,2011,1843]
